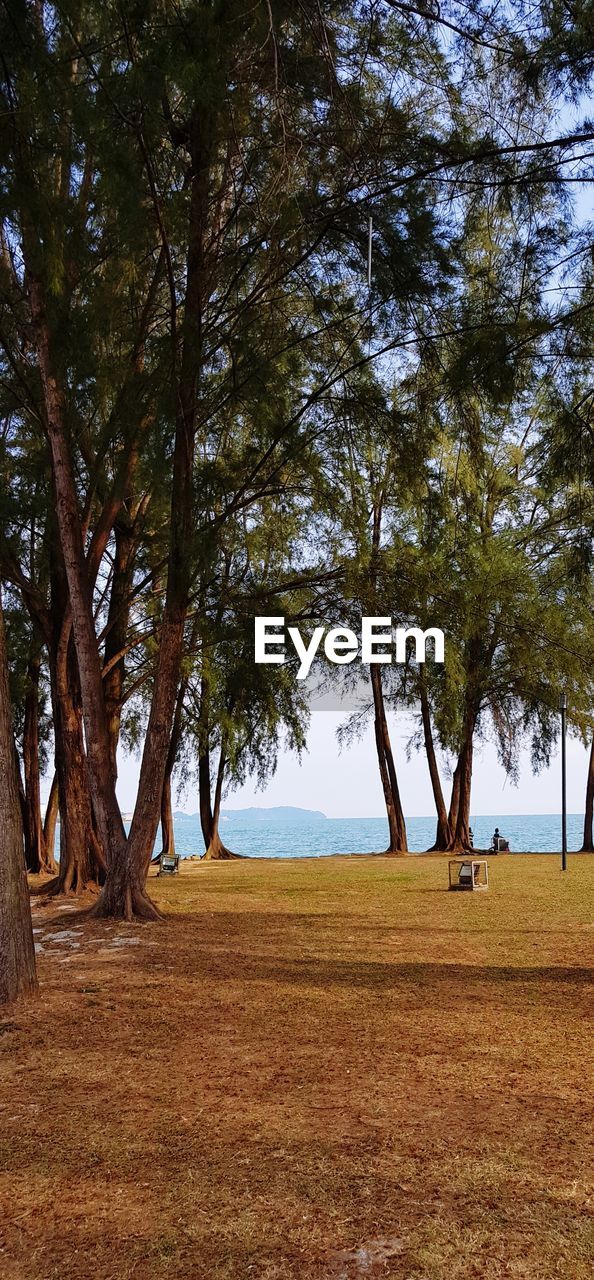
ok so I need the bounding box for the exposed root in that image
[33,875,101,898]
[90,882,164,922]
[202,843,244,861]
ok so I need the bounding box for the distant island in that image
[173,806,327,823]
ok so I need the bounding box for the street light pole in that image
[560,692,567,871]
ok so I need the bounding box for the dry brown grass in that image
[1,854,593,1279]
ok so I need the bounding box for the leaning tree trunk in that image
[419,674,451,850]
[370,665,408,854]
[0,599,38,1005]
[581,737,594,852]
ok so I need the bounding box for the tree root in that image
[90,881,164,922]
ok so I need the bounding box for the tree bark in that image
[0,599,38,1005]
[581,737,594,852]
[48,659,104,894]
[201,735,239,860]
[444,712,476,852]
[43,773,59,866]
[370,665,408,854]
[28,279,130,897]
[159,774,176,858]
[419,673,451,850]
[43,547,105,895]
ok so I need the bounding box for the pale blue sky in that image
[81,714,590,821]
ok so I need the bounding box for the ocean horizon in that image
[138,810,585,858]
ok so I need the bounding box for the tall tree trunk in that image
[0,599,38,1005]
[43,773,59,866]
[581,737,594,852]
[96,110,210,917]
[368,496,407,854]
[28,280,131,902]
[370,665,408,854]
[44,548,105,895]
[23,651,56,875]
[419,674,451,850]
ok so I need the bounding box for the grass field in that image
[1,855,593,1279]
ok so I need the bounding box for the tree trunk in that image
[43,773,59,866]
[159,774,176,857]
[48,665,104,894]
[23,652,56,875]
[448,759,461,839]
[445,715,475,852]
[198,748,238,860]
[15,745,32,867]
[44,547,105,895]
[0,599,38,1005]
[96,112,210,917]
[581,737,594,852]
[419,674,452,850]
[370,665,408,854]
[201,737,239,860]
[28,279,130,893]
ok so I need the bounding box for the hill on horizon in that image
[173,806,327,823]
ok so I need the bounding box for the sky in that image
[69,712,590,821]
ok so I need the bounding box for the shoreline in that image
[159,848,593,870]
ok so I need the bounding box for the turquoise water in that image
[159,812,585,858]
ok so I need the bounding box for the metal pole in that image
[367,216,373,291]
[560,692,567,871]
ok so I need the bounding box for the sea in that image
[146,811,586,859]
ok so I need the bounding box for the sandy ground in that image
[0,854,592,1279]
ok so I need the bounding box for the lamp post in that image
[560,691,567,871]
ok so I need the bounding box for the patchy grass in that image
[1,854,593,1279]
